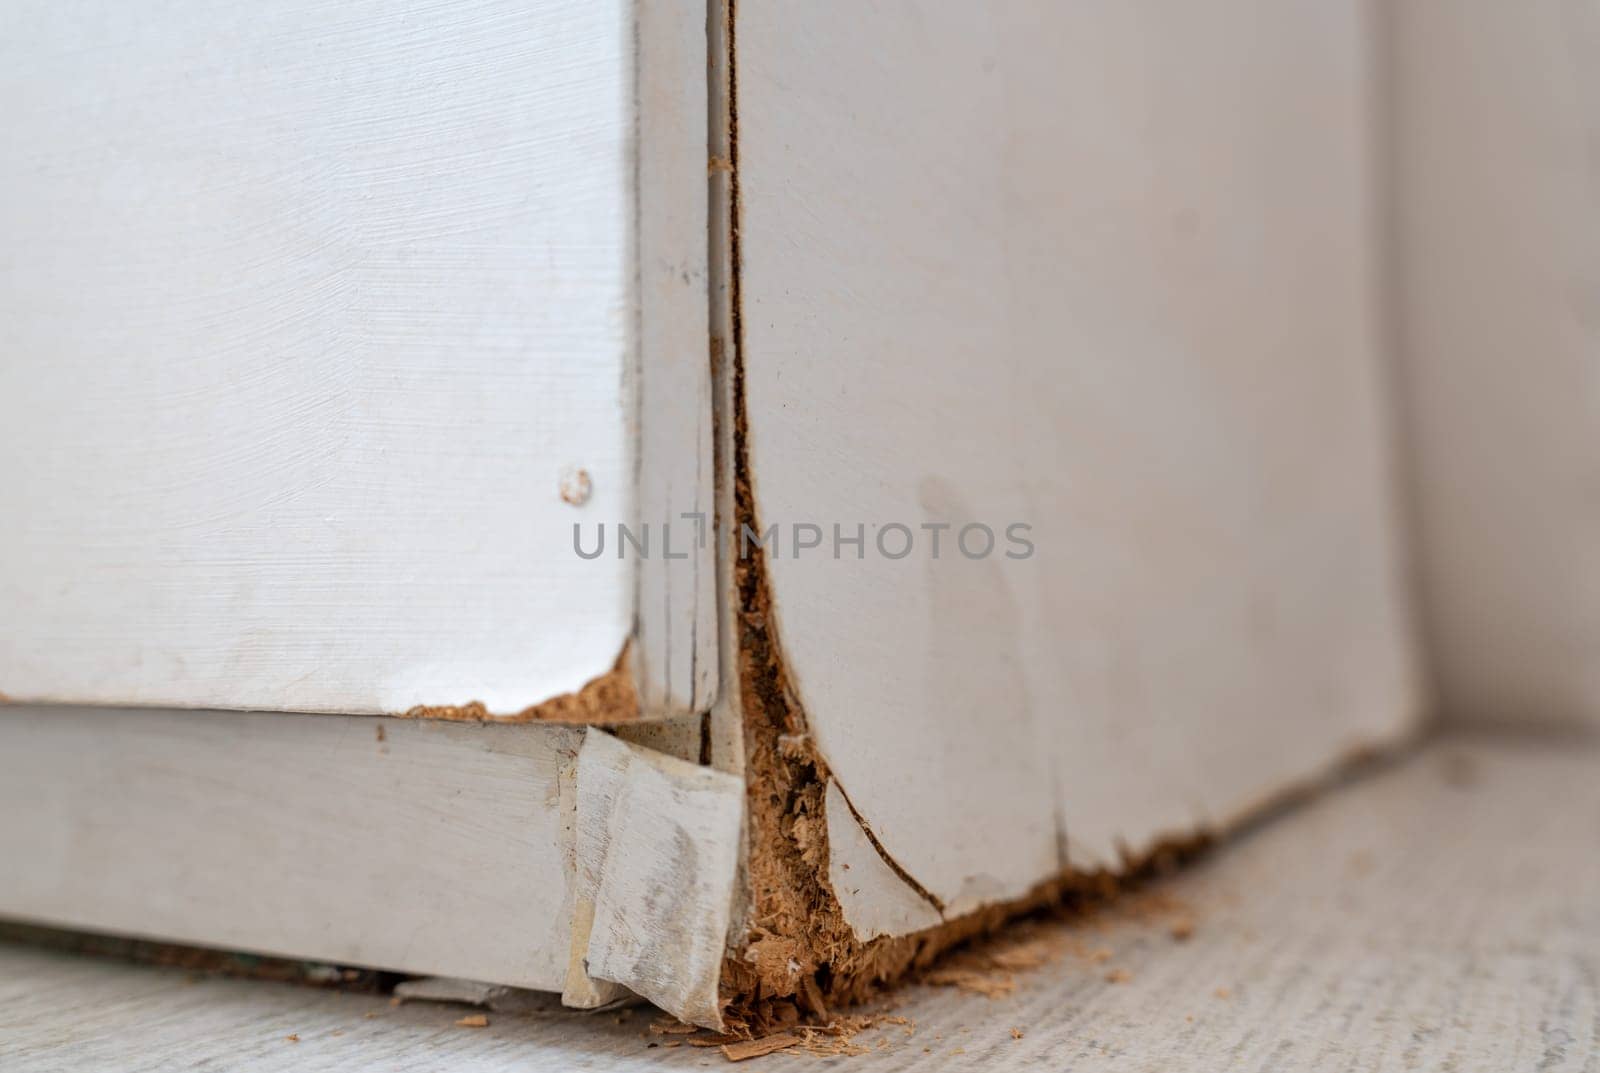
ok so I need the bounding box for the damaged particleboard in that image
[704,0,1049,1023]
[732,0,1423,896]
[568,731,743,1029]
[399,646,640,724]
[732,0,1420,895]
[708,0,1074,1025]
[707,0,1422,1029]
[715,501,1210,1029]
[0,0,1476,1042]
[711,105,1164,1024]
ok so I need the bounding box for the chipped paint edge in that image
[567,729,743,1028]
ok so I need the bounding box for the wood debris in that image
[922,968,1016,998]
[649,1019,702,1035]
[721,1033,800,1061]
[392,976,511,1008]
[687,1034,741,1048]
[795,1015,883,1057]
[454,1014,488,1028]
[798,972,830,1021]
[706,1013,893,1061]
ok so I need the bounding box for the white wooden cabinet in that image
[0,0,725,1020]
[1,0,1585,1033]
[0,0,714,721]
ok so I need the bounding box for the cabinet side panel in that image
[0,0,637,716]
[737,0,1423,912]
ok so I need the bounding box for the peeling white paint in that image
[569,730,742,1029]
[560,749,631,1012]
[0,0,714,721]
[824,781,943,942]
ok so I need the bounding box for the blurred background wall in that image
[1389,1,1600,729]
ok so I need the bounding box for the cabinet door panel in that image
[0,0,713,719]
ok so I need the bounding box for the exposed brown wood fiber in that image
[397,644,639,724]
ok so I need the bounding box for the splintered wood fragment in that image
[687,1034,740,1048]
[454,1014,488,1028]
[721,1033,800,1061]
[649,1020,701,1035]
[393,976,509,1008]
[1170,916,1196,940]
[574,731,743,1028]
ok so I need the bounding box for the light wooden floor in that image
[3,732,1596,1071]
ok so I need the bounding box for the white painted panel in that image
[633,0,718,717]
[572,730,743,1028]
[1391,1,1600,727]
[823,780,942,942]
[0,0,713,717]
[0,706,582,989]
[737,0,1422,913]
